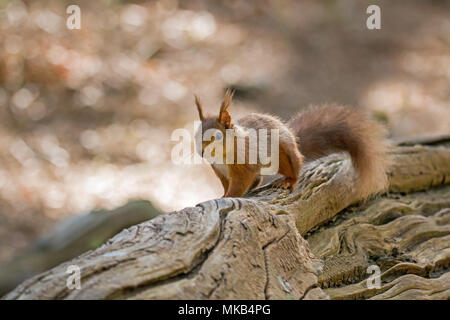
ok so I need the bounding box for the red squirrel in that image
[194,90,389,198]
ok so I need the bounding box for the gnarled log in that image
[0,200,162,296]
[3,136,450,300]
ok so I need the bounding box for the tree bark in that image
[0,200,162,296]
[3,136,450,300]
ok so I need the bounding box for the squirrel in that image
[194,89,389,198]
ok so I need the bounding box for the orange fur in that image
[195,93,389,199]
[288,105,390,198]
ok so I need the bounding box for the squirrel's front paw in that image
[273,179,295,192]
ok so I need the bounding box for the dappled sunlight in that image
[362,80,450,137]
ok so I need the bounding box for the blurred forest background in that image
[0,0,449,266]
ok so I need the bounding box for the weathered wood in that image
[307,185,450,299]
[4,199,323,300]
[0,200,162,297]
[3,136,450,300]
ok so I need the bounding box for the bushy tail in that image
[287,105,390,198]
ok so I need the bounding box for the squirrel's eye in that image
[215,132,223,140]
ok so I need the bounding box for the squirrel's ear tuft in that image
[219,89,234,128]
[194,94,205,120]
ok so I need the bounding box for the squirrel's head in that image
[194,89,234,159]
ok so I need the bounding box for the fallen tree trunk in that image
[0,200,162,296]
[3,136,450,300]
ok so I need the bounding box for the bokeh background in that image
[0,0,449,265]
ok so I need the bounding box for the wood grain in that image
[3,136,450,300]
